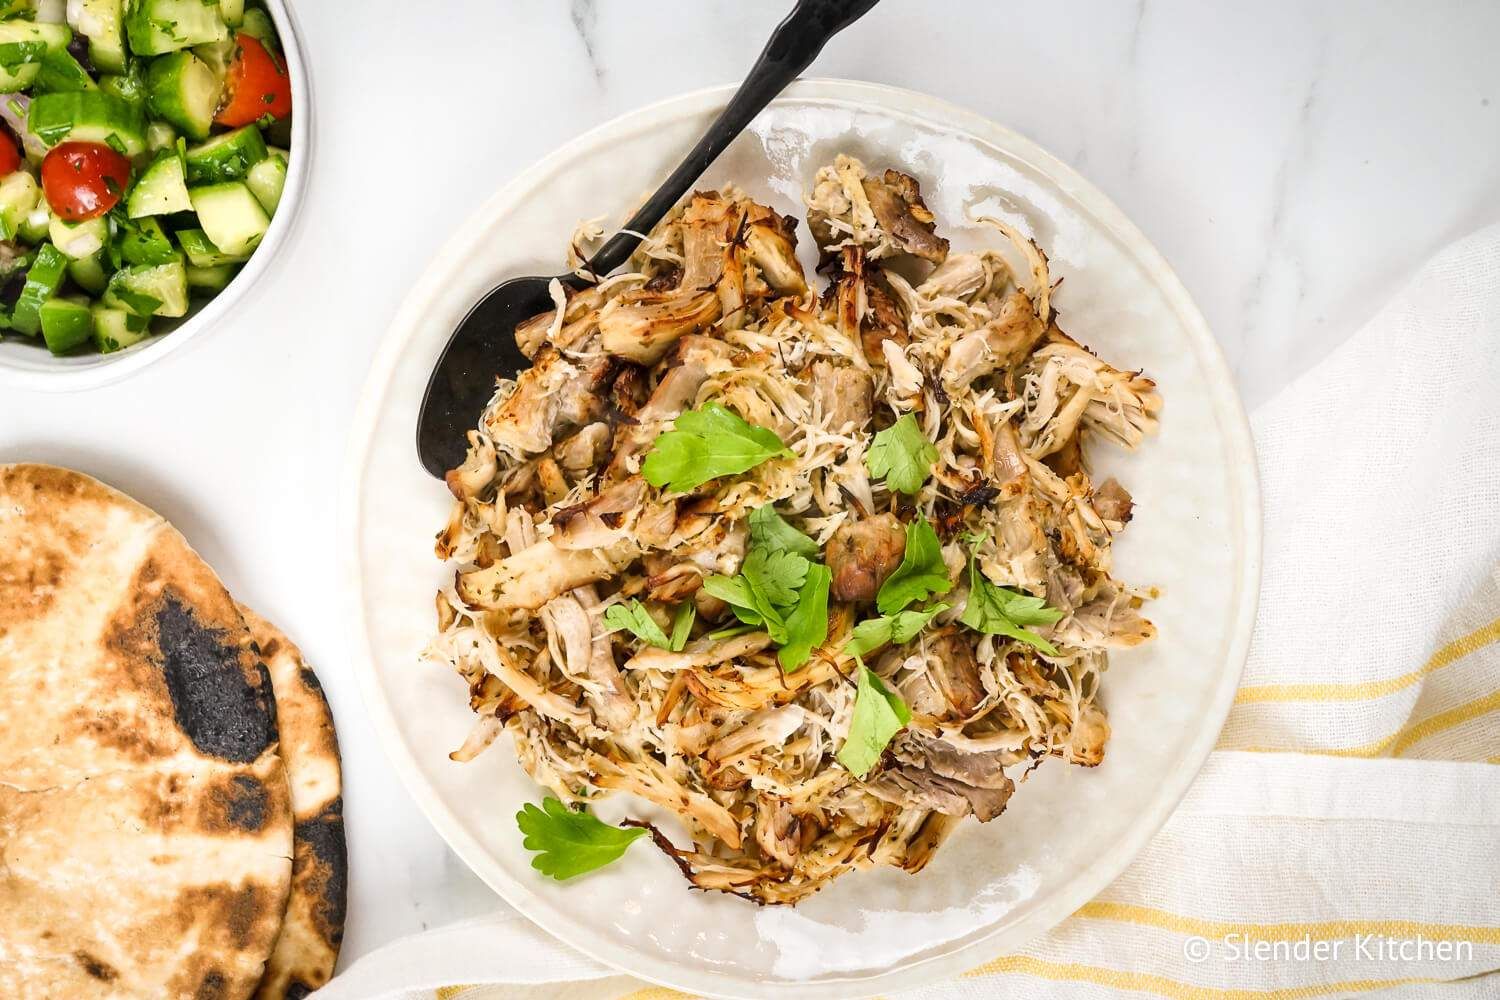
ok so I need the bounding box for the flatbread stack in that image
[0,464,346,1000]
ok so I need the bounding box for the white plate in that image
[342,80,1260,999]
[0,0,312,392]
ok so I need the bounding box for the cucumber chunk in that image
[17,200,49,244]
[0,21,70,92]
[98,63,146,108]
[238,8,275,49]
[68,251,109,294]
[145,119,177,151]
[49,215,107,258]
[186,261,235,292]
[192,35,236,78]
[104,259,188,317]
[146,50,219,140]
[218,0,245,28]
[72,0,128,74]
[184,124,264,184]
[175,226,245,266]
[0,62,41,94]
[11,243,67,335]
[91,302,150,352]
[187,181,266,256]
[127,151,191,217]
[245,150,285,214]
[0,170,40,240]
[116,215,179,265]
[125,0,227,56]
[39,296,92,354]
[0,22,72,68]
[28,91,147,154]
[34,49,97,94]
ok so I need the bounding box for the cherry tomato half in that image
[41,141,132,221]
[0,133,20,177]
[215,33,292,127]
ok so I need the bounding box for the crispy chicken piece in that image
[940,290,1046,392]
[514,284,609,357]
[925,627,986,719]
[864,736,1014,821]
[861,168,949,263]
[457,536,639,611]
[805,154,948,264]
[825,512,906,602]
[808,358,873,434]
[623,630,773,673]
[551,476,648,550]
[744,212,807,296]
[541,587,635,731]
[1093,477,1134,528]
[598,289,722,365]
[554,422,611,477]
[484,347,613,458]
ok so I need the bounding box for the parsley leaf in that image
[743,546,808,610]
[778,563,830,672]
[844,603,950,657]
[865,413,938,495]
[706,547,807,643]
[836,664,912,778]
[702,573,768,626]
[958,541,1063,654]
[515,798,646,880]
[602,599,670,649]
[641,402,790,494]
[747,504,820,558]
[875,516,953,614]
[669,601,695,652]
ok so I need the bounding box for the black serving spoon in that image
[416,0,880,478]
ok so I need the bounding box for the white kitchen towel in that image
[315,224,1500,1000]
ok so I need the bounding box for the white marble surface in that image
[2,0,1498,973]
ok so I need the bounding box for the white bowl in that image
[341,80,1261,998]
[0,0,312,392]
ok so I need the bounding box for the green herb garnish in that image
[704,504,832,671]
[641,402,790,494]
[845,603,950,658]
[875,515,952,614]
[958,536,1063,654]
[602,599,671,650]
[865,413,938,495]
[668,601,695,652]
[777,563,830,672]
[747,504,819,557]
[836,664,912,778]
[516,798,647,880]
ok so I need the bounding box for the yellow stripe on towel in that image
[1074,901,1500,945]
[1392,688,1500,756]
[963,955,1436,999]
[1235,617,1500,704]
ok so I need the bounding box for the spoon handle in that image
[581,0,879,280]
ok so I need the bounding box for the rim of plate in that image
[0,0,314,393]
[341,78,1262,999]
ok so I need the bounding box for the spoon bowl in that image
[414,0,879,477]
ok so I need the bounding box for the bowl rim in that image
[0,0,313,393]
[339,77,1262,999]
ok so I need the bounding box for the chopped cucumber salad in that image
[0,0,292,356]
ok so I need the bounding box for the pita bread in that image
[238,607,346,1000]
[0,464,293,1000]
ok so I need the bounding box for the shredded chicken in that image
[427,155,1159,904]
